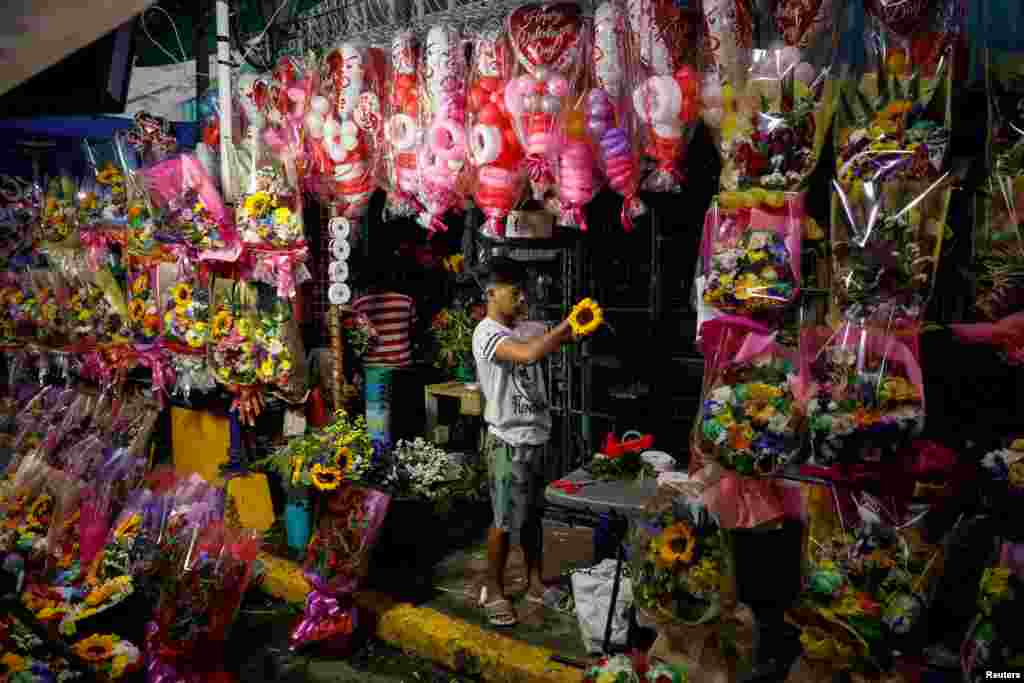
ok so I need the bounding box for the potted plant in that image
[431,305,484,382]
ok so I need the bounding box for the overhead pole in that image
[216,0,234,201]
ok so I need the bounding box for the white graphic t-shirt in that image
[472,317,551,446]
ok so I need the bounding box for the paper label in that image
[283,408,307,437]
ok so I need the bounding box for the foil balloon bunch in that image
[383,30,422,218]
[415,24,469,234]
[505,3,586,202]
[468,31,524,238]
[626,0,703,193]
[587,0,645,231]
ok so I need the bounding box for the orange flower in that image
[854,407,881,427]
[728,423,753,451]
[128,205,142,220]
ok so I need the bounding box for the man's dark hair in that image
[476,257,527,291]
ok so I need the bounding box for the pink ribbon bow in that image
[289,573,360,650]
[134,342,175,407]
[250,247,310,299]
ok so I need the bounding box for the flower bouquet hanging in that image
[209,278,261,387]
[125,262,162,343]
[341,311,378,360]
[802,320,924,468]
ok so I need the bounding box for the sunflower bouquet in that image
[38,176,81,245]
[71,633,142,681]
[631,487,728,625]
[30,269,71,349]
[803,322,924,468]
[236,165,304,249]
[263,410,377,493]
[208,281,261,386]
[962,544,1024,682]
[125,263,162,342]
[159,264,210,352]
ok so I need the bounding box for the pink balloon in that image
[547,76,570,98]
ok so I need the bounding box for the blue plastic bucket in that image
[365,365,393,446]
[284,500,312,552]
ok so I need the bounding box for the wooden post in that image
[329,305,345,412]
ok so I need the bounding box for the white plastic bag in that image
[571,558,633,653]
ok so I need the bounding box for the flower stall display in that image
[468,30,525,238]
[415,24,469,234]
[700,192,803,319]
[625,0,704,194]
[961,543,1024,682]
[158,262,211,355]
[56,251,130,348]
[143,153,241,263]
[802,321,924,468]
[290,482,390,651]
[29,269,71,350]
[505,2,586,203]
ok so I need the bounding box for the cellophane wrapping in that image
[290,484,391,651]
[415,24,470,234]
[625,0,704,194]
[382,30,422,219]
[587,0,645,231]
[802,319,924,467]
[831,0,959,324]
[317,44,385,221]
[468,29,526,238]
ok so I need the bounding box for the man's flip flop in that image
[479,586,517,627]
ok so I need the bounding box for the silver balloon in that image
[540,95,561,115]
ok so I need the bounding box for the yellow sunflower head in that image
[273,206,293,225]
[212,310,233,338]
[243,191,272,218]
[73,633,118,662]
[172,283,193,307]
[131,275,149,296]
[128,299,146,322]
[569,298,604,337]
[310,463,342,491]
[96,164,123,186]
[656,521,698,568]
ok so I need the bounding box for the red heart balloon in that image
[506,3,583,77]
[865,0,936,37]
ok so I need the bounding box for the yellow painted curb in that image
[257,552,583,683]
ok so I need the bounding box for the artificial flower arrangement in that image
[830,45,952,323]
[961,544,1024,682]
[631,487,728,626]
[237,165,304,249]
[257,410,377,493]
[700,191,803,318]
[342,311,378,360]
[381,437,487,513]
[803,322,924,467]
[432,305,481,372]
[160,265,210,352]
[71,633,142,681]
[581,653,687,683]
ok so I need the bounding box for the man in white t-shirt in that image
[471,258,578,627]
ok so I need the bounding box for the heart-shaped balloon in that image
[774,0,832,49]
[865,0,936,37]
[627,0,701,75]
[507,3,584,77]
